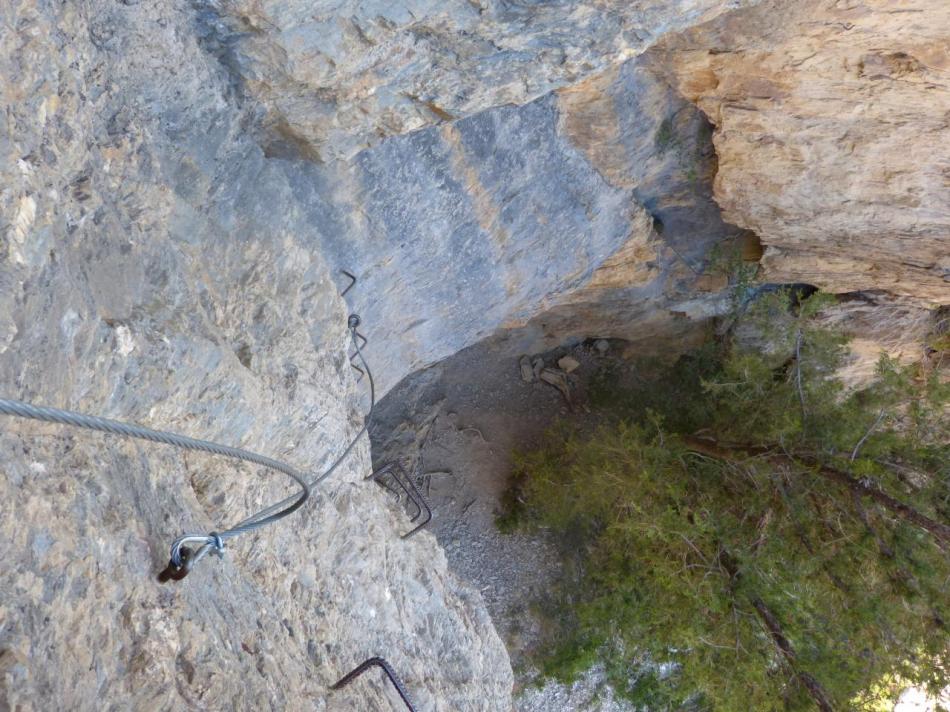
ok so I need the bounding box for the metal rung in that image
[331,656,417,711]
[367,462,432,539]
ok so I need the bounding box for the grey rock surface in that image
[318,94,642,394]
[292,53,743,394]
[2,2,752,705]
[1,1,511,709]
[3,0,945,709]
[210,0,760,160]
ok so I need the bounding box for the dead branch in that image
[850,409,886,462]
[683,436,950,550]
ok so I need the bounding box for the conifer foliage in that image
[502,292,949,710]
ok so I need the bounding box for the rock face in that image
[510,58,744,355]
[297,52,745,392]
[816,294,944,387]
[1,1,510,709]
[2,0,948,708]
[208,0,756,160]
[259,49,744,394]
[654,0,950,304]
[324,96,640,393]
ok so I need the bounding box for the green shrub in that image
[503,292,949,710]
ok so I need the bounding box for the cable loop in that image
[170,535,219,568]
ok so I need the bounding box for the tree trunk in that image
[684,436,950,549]
[749,598,836,711]
[717,550,836,711]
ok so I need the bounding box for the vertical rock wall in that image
[208,0,759,160]
[1,1,510,709]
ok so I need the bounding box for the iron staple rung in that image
[367,462,432,539]
[331,656,417,712]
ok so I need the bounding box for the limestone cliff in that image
[205,0,757,161]
[654,0,949,304]
[1,0,948,709]
[1,1,510,709]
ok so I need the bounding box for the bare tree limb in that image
[850,409,886,462]
[750,597,836,712]
[683,436,950,549]
[717,549,836,711]
[850,491,895,559]
[795,329,806,427]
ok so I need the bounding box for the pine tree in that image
[502,291,949,710]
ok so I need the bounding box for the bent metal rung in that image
[367,462,431,539]
[330,656,417,712]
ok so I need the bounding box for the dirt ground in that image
[370,335,639,711]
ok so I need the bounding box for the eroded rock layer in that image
[207,0,758,160]
[655,0,950,303]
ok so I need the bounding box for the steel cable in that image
[0,319,374,577]
[227,320,375,533]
